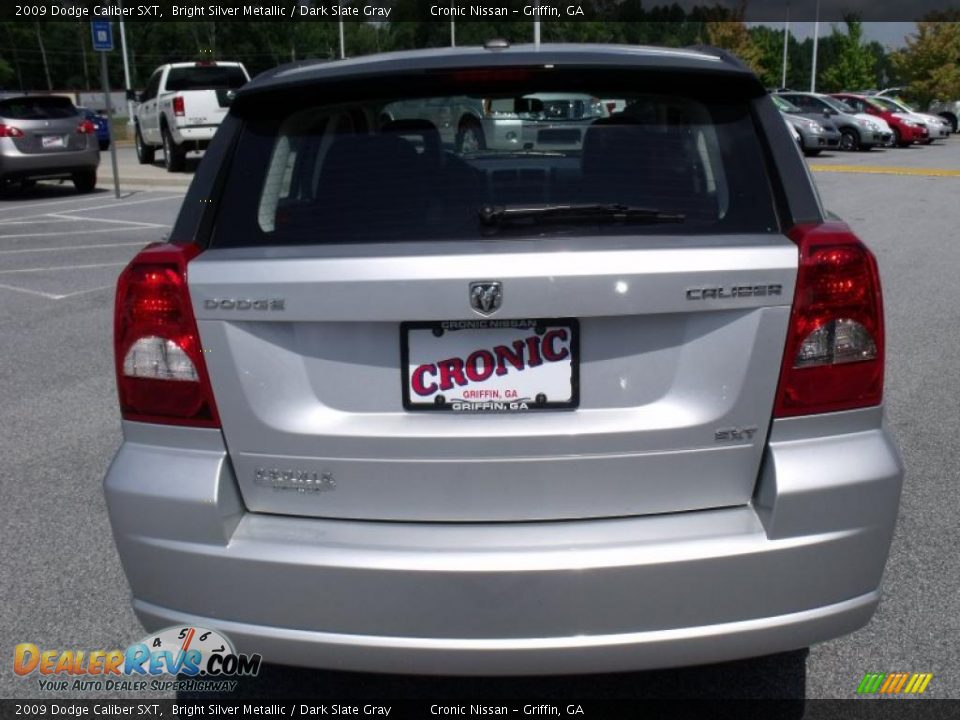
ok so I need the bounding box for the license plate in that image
[402,319,579,412]
[41,135,66,149]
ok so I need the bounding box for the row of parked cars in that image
[774,89,953,156]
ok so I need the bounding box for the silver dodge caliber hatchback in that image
[105,44,904,675]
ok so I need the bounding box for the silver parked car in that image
[777,91,888,150]
[105,44,903,675]
[772,94,839,155]
[869,96,951,142]
[0,95,99,193]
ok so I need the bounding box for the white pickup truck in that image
[134,61,249,172]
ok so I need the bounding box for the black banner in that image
[1,700,959,720]
[2,0,960,23]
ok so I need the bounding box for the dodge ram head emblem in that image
[469,281,503,316]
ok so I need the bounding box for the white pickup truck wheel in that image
[135,124,155,165]
[162,127,185,172]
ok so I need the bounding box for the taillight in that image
[0,123,24,138]
[77,120,96,134]
[172,96,185,116]
[114,243,220,427]
[774,223,884,417]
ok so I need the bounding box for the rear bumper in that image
[171,125,217,147]
[0,142,99,180]
[104,409,903,675]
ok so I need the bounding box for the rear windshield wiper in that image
[478,203,685,230]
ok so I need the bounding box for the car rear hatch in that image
[188,63,798,522]
[0,97,88,154]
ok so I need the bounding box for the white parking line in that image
[49,213,168,228]
[0,226,165,240]
[0,281,114,300]
[0,192,145,212]
[0,218,78,226]
[0,194,183,223]
[0,261,126,275]
[0,281,63,299]
[0,240,148,256]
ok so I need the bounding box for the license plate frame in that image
[401,318,580,413]
[41,135,66,150]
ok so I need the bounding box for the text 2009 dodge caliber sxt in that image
[105,43,904,675]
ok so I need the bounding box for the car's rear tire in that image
[938,113,957,133]
[802,148,821,157]
[72,169,96,194]
[456,118,486,154]
[839,128,859,151]
[99,140,110,152]
[135,124,154,165]
[892,127,906,147]
[162,127,185,172]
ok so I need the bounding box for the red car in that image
[831,93,928,147]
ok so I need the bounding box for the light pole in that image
[534,0,540,47]
[810,0,820,92]
[119,12,134,126]
[780,4,789,89]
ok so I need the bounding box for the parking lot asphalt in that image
[98,144,197,189]
[1,138,959,702]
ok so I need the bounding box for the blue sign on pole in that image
[91,21,113,52]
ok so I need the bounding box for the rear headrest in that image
[381,118,441,163]
[321,133,420,186]
[581,115,646,178]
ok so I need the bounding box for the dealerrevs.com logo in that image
[14,626,262,693]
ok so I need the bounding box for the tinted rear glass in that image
[213,69,778,248]
[0,96,78,120]
[166,66,246,92]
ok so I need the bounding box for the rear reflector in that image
[114,243,220,427]
[774,223,884,417]
[173,96,185,116]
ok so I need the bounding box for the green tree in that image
[820,16,876,92]
[891,13,960,107]
[0,57,14,88]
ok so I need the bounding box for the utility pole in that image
[780,5,789,89]
[810,0,820,92]
[534,0,541,47]
[338,16,345,59]
[450,0,455,46]
[119,9,134,126]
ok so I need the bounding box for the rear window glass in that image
[213,71,778,247]
[166,65,247,92]
[0,96,78,120]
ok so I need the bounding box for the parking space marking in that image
[0,281,114,300]
[0,281,64,299]
[0,241,147,256]
[48,213,169,228]
[0,261,126,275]
[0,193,143,213]
[810,165,960,178]
[0,226,165,240]
[0,194,184,223]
